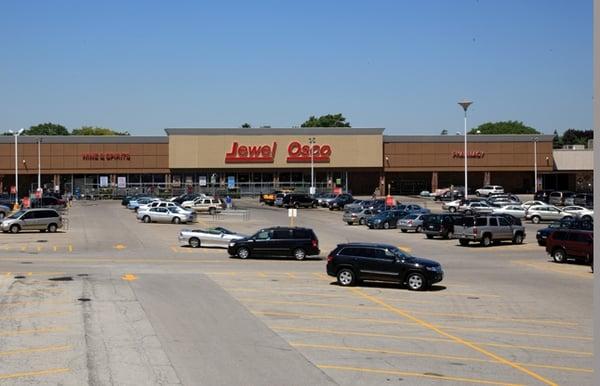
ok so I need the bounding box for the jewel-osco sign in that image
[452,150,484,159]
[225,141,332,163]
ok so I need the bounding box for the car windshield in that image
[7,210,26,219]
[390,247,412,259]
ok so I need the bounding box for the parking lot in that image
[0,198,593,385]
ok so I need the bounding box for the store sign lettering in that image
[82,152,131,161]
[225,142,277,163]
[452,151,484,159]
[286,141,332,163]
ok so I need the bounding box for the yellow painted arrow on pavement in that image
[114,244,126,250]
[121,274,137,281]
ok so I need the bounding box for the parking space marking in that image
[0,300,71,308]
[285,272,296,279]
[0,345,72,357]
[0,311,72,321]
[241,296,576,327]
[317,365,524,386]
[0,326,68,337]
[294,343,593,374]
[0,271,66,276]
[68,244,73,252]
[0,368,70,380]
[349,288,558,386]
[271,326,592,357]
[171,246,178,253]
[512,260,592,279]
[252,310,592,341]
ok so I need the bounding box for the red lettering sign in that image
[452,151,484,159]
[81,152,131,161]
[225,142,277,163]
[286,141,332,163]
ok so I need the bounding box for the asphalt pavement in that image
[0,198,592,385]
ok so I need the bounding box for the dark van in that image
[422,213,464,239]
[228,227,319,260]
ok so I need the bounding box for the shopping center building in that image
[0,128,591,197]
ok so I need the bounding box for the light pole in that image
[8,128,24,209]
[309,137,316,195]
[458,100,473,197]
[37,137,42,194]
[533,136,538,192]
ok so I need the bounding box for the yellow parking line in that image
[53,246,58,252]
[0,327,67,337]
[245,297,576,327]
[0,368,70,380]
[257,272,267,278]
[1,300,71,308]
[271,326,592,357]
[252,310,592,341]
[20,245,27,252]
[350,288,558,386]
[36,246,42,252]
[171,246,179,253]
[0,311,71,321]
[295,343,593,374]
[234,289,439,305]
[512,260,592,279]
[285,272,296,279]
[0,345,72,357]
[318,364,524,386]
[68,245,73,252]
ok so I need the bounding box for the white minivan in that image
[475,185,504,197]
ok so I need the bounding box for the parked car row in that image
[534,190,593,207]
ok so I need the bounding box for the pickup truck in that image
[454,215,526,247]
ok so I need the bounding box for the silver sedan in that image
[178,227,246,248]
[137,207,195,224]
[492,205,526,218]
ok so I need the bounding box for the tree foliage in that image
[469,121,539,135]
[561,129,593,146]
[240,123,251,128]
[71,126,129,135]
[301,113,351,127]
[24,122,70,136]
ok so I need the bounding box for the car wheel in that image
[401,229,408,233]
[383,222,390,230]
[209,208,216,215]
[293,248,306,261]
[172,217,181,224]
[0,213,4,220]
[189,237,200,248]
[337,268,356,286]
[449,207,456,213]
[465,210,472,215]
[10,224,20,234]
[552,248,567,263]
[47,223,58,233]
[359,218,365,225]
[475,192,480,197]
[459,239,469,246]
[531,216,541,224]
[237,247,250,259]
[582,215,592,222]
[329,207,334,211]
[415,225,422,233]
[294,202,300,209]
[563,215,573,221]
[406,272,426,291]
[445,231,454,239]
[481,235,492,247]
[143,216,151,223]
[426,234,433,239]
[347,221,353,225]
[512,233,523,244]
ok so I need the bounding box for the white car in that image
[521,200,548,209]
[442,199,462,213]
[475,185,504,197]
[561,206,594,221]
[181,195,213,208]
[492,205,526,218]
[138,200,178,212]
[525,205,567,223]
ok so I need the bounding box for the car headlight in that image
[229,242,236,247]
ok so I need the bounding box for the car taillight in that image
[327,254,334,262]
[473,227,478,235]
[408,220,413,225]
[312,239,318,247]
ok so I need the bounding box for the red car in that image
[545,229,593,264]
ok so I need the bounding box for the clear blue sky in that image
[0,0,592,135]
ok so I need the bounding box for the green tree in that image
[469,121,539,135]
[552,129,562,149]
[301,113,351,127]
[240,123,252,128]
[561,129,593,146]
[440,129,448,135]
[24,122,70,136]
[71,126,129,135]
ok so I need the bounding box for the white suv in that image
[475,185,504,197]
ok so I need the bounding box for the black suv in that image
[282,194,317,208]
[228,227,319,260]
[536,218,593,246]
[422,213,464,239]
[328,194,354,210]
[326,243,443,291]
